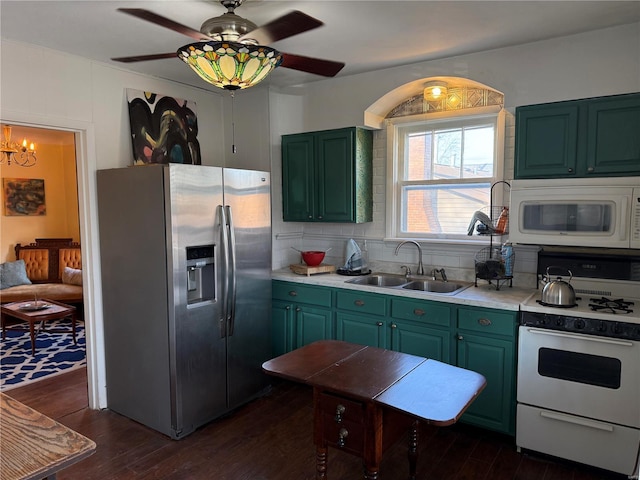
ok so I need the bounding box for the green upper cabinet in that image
[282,127,373,223]
[515,92,640,179]
[514,103,579,178]
[586,95,640,176]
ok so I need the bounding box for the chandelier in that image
[1,125,37,167]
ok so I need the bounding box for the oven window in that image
[538,348,621,389]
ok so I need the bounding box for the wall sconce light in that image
[1,125,37,167]
[424,81,448,101]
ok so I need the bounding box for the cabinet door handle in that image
[478,318,492,326]
[391,323,397,329]
[587,167,594,172]
[288,291,298,297]
[335,404,345,423]
[296,307,301,312]
[457,335,464,340]
[354,299,365,307]
[285,305,291,311]
[308,215,313,219]
[413,308,425,316]
[376,322,383,327]
[317,215,323,219]
[338,428,348,447]
[568,168,574,173]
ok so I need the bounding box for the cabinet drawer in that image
[272,281,332,307]
[318,391,364,424]
[457,307,516,337]
[317,391,365,455]
[391,299,451,327]
[336,290,387,316]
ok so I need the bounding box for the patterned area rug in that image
[0,319,86,391]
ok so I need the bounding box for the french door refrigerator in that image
[97,164,272,439]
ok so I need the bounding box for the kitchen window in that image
[386,107,505,241]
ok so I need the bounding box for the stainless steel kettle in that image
[540,267,576,307]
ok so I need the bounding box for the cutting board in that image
[289,264,336,276]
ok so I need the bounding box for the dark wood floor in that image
[5,369,628,480]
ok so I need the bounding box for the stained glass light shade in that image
[177,41,283,91]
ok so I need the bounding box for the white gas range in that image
[520,276,640,335]
[517,247,640,477]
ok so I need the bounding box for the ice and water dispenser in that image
[186,245,215,304]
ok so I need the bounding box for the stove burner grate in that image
[588,297,634,314]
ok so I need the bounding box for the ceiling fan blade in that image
[118,8,210,41]
[112,53,177,63]
[280,53,345,77]
[239,10,323,45]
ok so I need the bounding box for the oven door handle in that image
[525,327,634,347]
[540,410,614,432]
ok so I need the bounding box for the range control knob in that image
[613,323,623,335]
[597,321,607,333]
[574,319,585,330]
[555,317,565,327]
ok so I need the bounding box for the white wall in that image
[269,23,640,282]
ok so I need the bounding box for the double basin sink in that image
[345,273,471,295]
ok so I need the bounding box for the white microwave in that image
[510,177,640,249]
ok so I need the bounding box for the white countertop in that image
[272,268,536,312]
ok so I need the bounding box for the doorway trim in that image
[1,110,107,409]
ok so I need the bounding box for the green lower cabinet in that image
[296,306,333,348]
[390,297,453,362]
[272,281,518,436]
[272,300,295,357]
[272,281,333,355]
[390,319,450,362]
[456,307,517,435]
[335,290,389,348]
[335,312,387,348]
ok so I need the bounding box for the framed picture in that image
[3,178,46,216]
[126,89,201,165]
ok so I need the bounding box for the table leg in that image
[363,465,379,479]
[29,320,36,355]
[71,312,77,345]
[408,420,419,480]
[316,445,328,479]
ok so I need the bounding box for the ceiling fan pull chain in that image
[231,91,237,154]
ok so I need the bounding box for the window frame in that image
[385,106,505,242]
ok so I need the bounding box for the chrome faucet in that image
[432,268,447,282]
[394,241,424,276]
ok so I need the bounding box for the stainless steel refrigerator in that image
[97,164,272,439]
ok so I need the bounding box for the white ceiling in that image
[1,1,640,93]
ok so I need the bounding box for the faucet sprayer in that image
[432,268,447,282]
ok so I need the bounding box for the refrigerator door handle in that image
[225,205,237,336]
[219,205,229,339]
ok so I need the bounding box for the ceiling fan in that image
[111,0,345,91]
